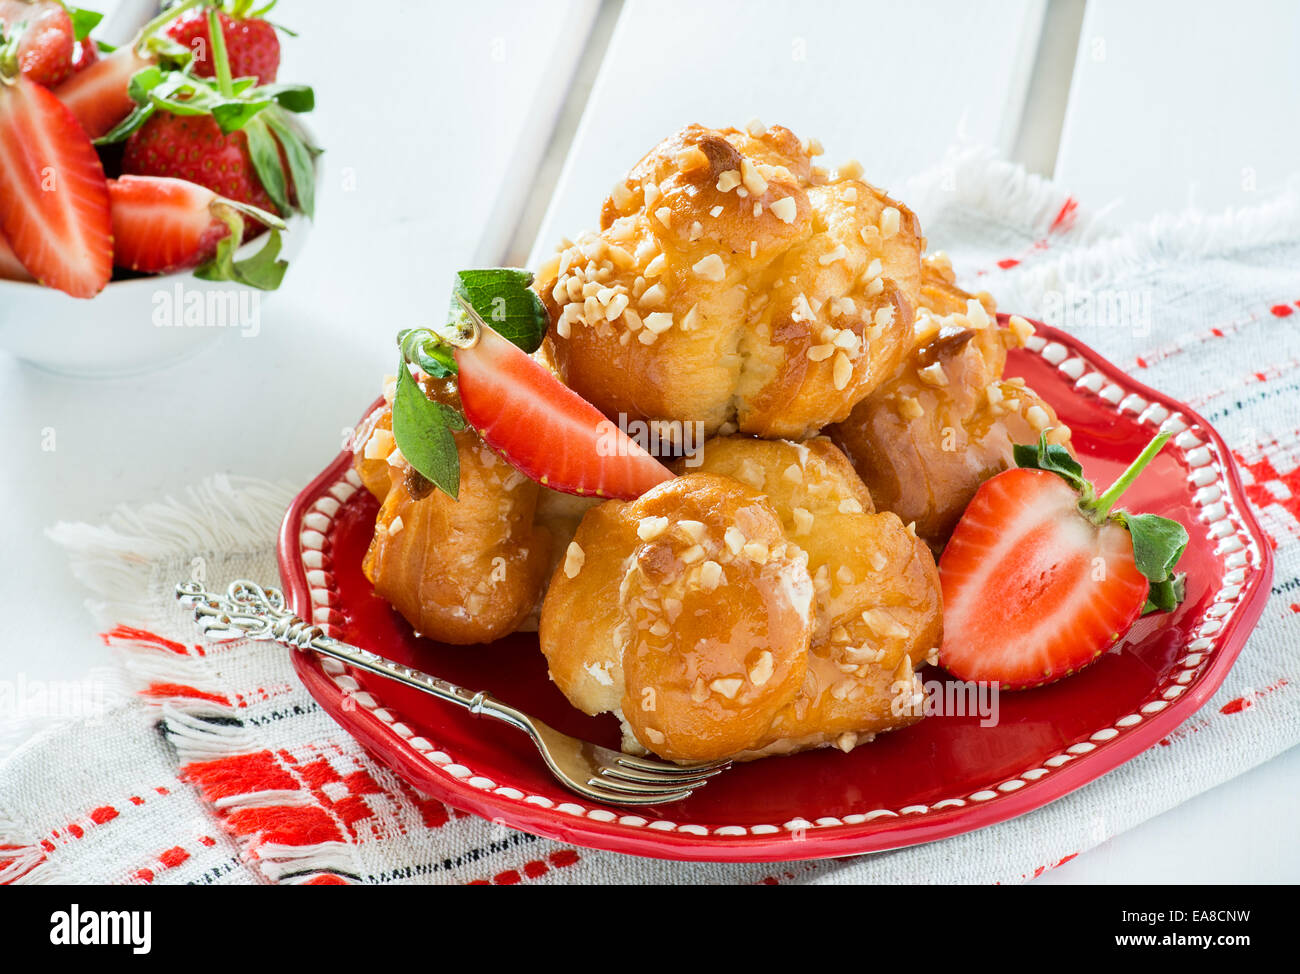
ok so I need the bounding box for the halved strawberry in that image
[455,322,675,499]
[0,72,112,298]
[939,432,1188,689]
[53,44,153,140]
[0,228,34,281]
[0,0,74,87]
[108,174,288,286]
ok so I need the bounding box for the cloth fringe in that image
[41,476,359,885]
[46,474,296,629]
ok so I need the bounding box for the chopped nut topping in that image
[680,543,706,564]
[643,311,674,334]
[770,196,797,223]
[710,677,743,699]
[838,498,864,514]
[818,243,848,266]
[724,526,746,555]
[676,145,709,172]
[880,206,901,239]
[832,350,852,390]
[676,519,707,542]
[563,541,585,579]
[917,362,949,387]
[637,516,669,541]
[792,507,814,535]
[387,516,404,537]
[716,169,742,192]
[782,463,803,484]
[1026,404,1051,431]
[692,253,726,281]
[742,541,769,563]
[748,651,774,686]
[698,560,723,591]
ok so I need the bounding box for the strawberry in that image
[106,8,316,219]
[454,320,675,499]
[392,270,676,501]
[122,112,281,215]
[939,432,1188,689]
[0,0,74,87]
[107,174,286,288]
[165,6,279,84]
[68,34,96,73]
[0,71,112,297]
[0,228,35,281]
[53,44,153,139]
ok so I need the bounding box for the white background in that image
[1,0,1297,883]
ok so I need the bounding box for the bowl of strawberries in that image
[0,0,318,376]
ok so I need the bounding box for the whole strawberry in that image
[122,113,280,216]
[165,6,279,84]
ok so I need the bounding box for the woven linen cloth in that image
[3,151,1299,884]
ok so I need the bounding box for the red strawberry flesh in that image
[54,45,152,140]
[0,74,112,298]
[938,467,1149,688]
[108,175,233,274]
[454,325,675,500]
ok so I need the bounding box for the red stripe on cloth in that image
[223,805,345,847]
[141,682,230,706]
[1049,197,1078,233]
[100,625,197,656]
[182,751,300,799]
[1272,304,1295,317]
[996,258,1020,269]
[471,848,582,885]
[303,874,350,885]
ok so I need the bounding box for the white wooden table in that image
[1,0,1296,884]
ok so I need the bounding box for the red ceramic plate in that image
[277,320,1272,862]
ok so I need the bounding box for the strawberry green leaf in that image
[1142,572,1186,615]
[264,109,315,217]
[398,328,457,378]
[392,362,462,499]
[1118,511,1189,586]
[449,269,548,353]
[1013,432,1090,494]
[255,82,314,113]
[243,115,291,214]
[195,225,288,290]
[67,7,103,41]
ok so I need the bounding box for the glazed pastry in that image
[830,254,1071,548]
[539,436,942,762]
[353,377,553,644]
[535,122,923,439]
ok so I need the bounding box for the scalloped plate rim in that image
[276,320,1274,863]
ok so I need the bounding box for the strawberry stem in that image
[134,0,205,49]
[1088,432,1172,520]
[207,7,234,96]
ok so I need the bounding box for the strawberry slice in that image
[454,322,675,499]
[0,73,111,298]
[939,432,1188,689]
[53,45,153,140]
[108,174,288,285]
[0,227,34,281]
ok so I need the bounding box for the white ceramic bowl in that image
[0,212,312,377]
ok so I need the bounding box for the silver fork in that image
[174,580,729,806]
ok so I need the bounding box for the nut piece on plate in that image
[352,376,554,645]
[539,436,942,762]
[534,123,923,439]
[830,254,1071,548]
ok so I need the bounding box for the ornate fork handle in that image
[174,579,531,734]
